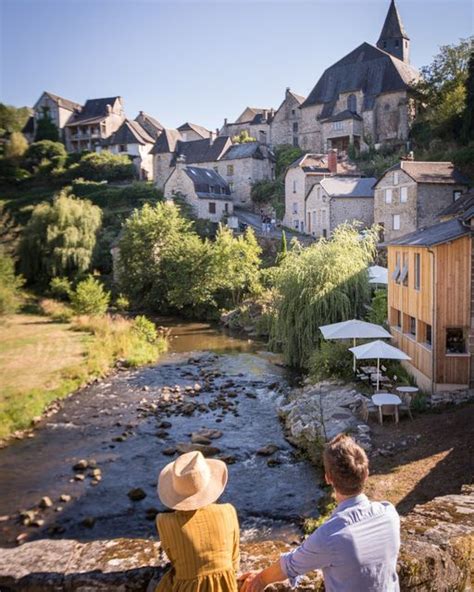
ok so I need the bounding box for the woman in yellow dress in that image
[156,450,240,592]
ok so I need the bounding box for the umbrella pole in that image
[377,357,380,391]
[353,338,356,372]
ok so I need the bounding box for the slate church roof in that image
[378,0,409,42]
[301,43,419,118]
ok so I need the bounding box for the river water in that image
[0,321,322,547]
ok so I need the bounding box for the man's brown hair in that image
[323,434,369,496]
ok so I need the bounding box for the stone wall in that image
[2,486,472,591]
[154,153,174,190]
[271,91,303,147]
[418,183,468,230]
[330,197,374,235]
[374,169,417,242]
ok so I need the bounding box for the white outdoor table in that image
[371,393,402,424]
[396,386,419,394]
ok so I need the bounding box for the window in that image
[409,316,416,336]
[208,202,216,214]
[228,182,234,192]
[333,121,344,131]
[312,210,317,226]
[293,136,299,147]
[293,180,297,193]
[446,328,466,354]
[393,172,399,185]
[392,214,400,230]
[453,190,462,201]
[227,165,234,176]
[400,187,408,203]
[390,307,401,328]
[392,251,401,282]
[224,203,229,213]
[347,94,357,113]
[400,252,409,286]
[414,253,421,290]
[419,321,432,347]
[292,202,298,214]
[293,122,298,133]
[379,222,385,243]
[395,39,400,48]
[119,144,127,152]
[291,109,295,116]
[322,229,327,238]
[385,189,393,203]
[321,209,327,225]
[294,220,299,229]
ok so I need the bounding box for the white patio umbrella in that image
[349,340,411,391]
[368,265,388,286]
[320,319,392,371]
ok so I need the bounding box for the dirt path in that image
[365,403,474,514]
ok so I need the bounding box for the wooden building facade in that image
[386,217,473,392]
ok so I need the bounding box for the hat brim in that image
[157,457,228,511]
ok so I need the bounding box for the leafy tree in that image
[274,144,305,177]
[412,37,473,145]
[118,202,193,310]
[270,223,378,368]
[0,249,25,315]
[276,230,288,265]
[70,151,135,182]
[0,104,30,138]
[232,130,256,144]
[366,289,388,326]
[4,132,28,163]
[35,111,60,142]
[19,190,102,285]
[25,140,67,171]
[70,276,110,315]
[210,226,262,308]
[461,51,474,143]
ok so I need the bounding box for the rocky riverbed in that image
[0,324,322,548]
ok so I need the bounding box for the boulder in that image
[175,443,221,457]
[127,488,147,502]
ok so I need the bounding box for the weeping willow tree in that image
[270,223,378,368]
[19,190,102,285]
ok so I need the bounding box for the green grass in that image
[0,310,167,440]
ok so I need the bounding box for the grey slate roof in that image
[102,119,154,146]
[378,0,409,41]
[66,97,121,126]
[375,161,471,187]
[221,142,274,161]
[177,122,210,138]
[185,166,231,200]
[322,110,363,123]
[320,176,376,198]
[386,218,471,247]
[171,136,231,165]
[150,128,182,154]
[41,92,82,112]
[439,189,474,218]
[301,42,419,116]
[135,112,163,139]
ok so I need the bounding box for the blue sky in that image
[1,0,472,131]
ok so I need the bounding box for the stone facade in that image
[164,163,233,223]
[25,91,81,143]
[375,164,469,242]
[270,88,305,147]
[154,152,175,190]
[282,161,326,231]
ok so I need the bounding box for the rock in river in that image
[127,488,147,502]
[257,444,279,457]
[175,443,221,457]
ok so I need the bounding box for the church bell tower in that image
[377,0,410,63]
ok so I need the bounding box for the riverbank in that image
[0,312,167,442]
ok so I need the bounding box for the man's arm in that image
[241,560,286,592]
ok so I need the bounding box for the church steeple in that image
[377,0,410,63]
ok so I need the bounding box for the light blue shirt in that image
[280,494,400,592]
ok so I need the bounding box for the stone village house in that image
[152,131,274,206]
[220,108,274,145]
[164,158,233,223]
[64,97,125,153]
[305,176,376,238]
[22,91,82,143]
[374,160,470,243]
[385,191,474,393]
[283,150,359,232]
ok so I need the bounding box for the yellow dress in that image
[155,503,240,592]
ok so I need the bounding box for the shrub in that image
[366,289,388,326]
[71,151,135,182]
[115,294,130,311]
[308,341,355,382]
[49,277,73,301]
[39,298,73,322]
[25,140,67,172]
[0,250,24,315]
[132,315,158,343]
[70,276,110,315]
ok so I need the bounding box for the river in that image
[0,321,322,547]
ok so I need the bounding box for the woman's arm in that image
[232,509,241,572]
[241,561,286,592]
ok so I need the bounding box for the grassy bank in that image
[0,311,167,440]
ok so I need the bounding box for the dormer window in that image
[347,94,357,113]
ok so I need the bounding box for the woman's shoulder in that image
[156,510,176,527]
[207,503,238,519]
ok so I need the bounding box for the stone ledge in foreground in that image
[1,486,473,591]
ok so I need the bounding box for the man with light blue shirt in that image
[242,433,400,592]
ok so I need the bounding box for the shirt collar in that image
[335,493,368,512]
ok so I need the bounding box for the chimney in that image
[286,86,291,97]
[209,131,215,145]
[263,109,268,121]
[328,149,338,174]
[216,128,219,136]
[106,104,112,114]
[176,154,186,169]
[224,118,228,126]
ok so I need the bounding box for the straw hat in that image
[158,451,228,511]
